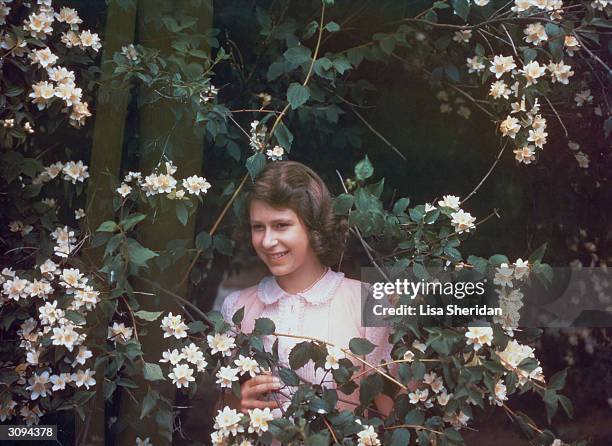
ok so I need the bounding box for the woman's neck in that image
[276,261,328,295]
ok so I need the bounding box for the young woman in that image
[220,161,395,417]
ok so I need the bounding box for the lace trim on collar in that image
[257,269,345,306]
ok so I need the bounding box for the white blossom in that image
[437,195,461,210]
[247,407,274,434]
[26,371,51,400]
[234,355,260,378]
[207,332,236,356]
[465,326,493,350]
[357,425,381,446]
[450,209,476,234]
[72,368,96,389]
[214,406,244,437]
[169,364,195,388]
[215,366,239,388]
[324,345,345,370]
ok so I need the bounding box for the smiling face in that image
[249,199,322,280]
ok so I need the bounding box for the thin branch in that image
[140,277,214,326]
[543,95,568,137]
[501,24,519,58]
[351,108,407,161]
[461,139,508,205]
[573,31,612,76]
[447,83,496,119]
[386,424,443,435]
[323,417,340,444]
[231,108,281,114]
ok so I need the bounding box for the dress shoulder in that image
[220,285,258,323]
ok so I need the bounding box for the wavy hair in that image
[235,161,347,267]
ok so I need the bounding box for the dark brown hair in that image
[236,161,347,267]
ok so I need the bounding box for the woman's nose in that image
[261,230,277,248]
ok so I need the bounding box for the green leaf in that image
[405,409,425,425]
[409,207,423,222]
[451,0,470,21]
[543,389,559,422]
[413,263,429,280]
[143,362,165,381]
[528,242,547,264]
[254,317,275,335]
[213,235,233,256]
[548,369,567,391]
[360,374,383,406]
[246,152,266,180]
[349,337,376,355]
[443,427,464,444]
[273,121,294,151]
[558,394,573,419]
[287,83,310,110]
[278,367,300,386]
[64,310,86,325]
[355,155,373,181]
[97,221,118,232]
[411,361,426,380]
[188,321,207,334]
[289,341,313,370]
[232,306,245,325]
[333,193,354,215]
[325,21,340,33]
[523,48,538,63]
[467,255,488,274]
[284,45,311,64]
[126,239,158,267]
[134,310,163,321]
[444,62,460,83]
[195,231,212,251]
[390,428,411,446]
[380,35,396,55]
[140,389,159,419]
[176,202,188,226]
[393,197,410,216]
[305,433,329,446]
[488,254,509,266]
[120,213,146,231]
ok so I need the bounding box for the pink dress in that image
[220,269,394,414]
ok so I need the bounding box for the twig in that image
[386,424,443,435]
[461,139,508,205]
[140,277,214,326]
[501,24,519,58]
[447,83,496,119]
[231,109,281,114]
[323,417,340,444]
[573,31,612,76]
[543,95,568,137]
[351,108,407,161]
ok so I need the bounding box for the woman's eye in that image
[251,225,263,231]
[276,223,289,229]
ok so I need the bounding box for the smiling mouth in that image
[269,251,289,260]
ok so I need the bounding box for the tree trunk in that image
[115,1,213,444]
[81,2,138,445]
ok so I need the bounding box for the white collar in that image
[257,269,344,306]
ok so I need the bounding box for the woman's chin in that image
[267,263,294,276]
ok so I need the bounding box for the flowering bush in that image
[1,0,610,444]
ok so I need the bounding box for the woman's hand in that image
[238,374,283,413]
